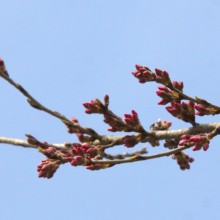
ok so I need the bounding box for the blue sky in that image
[0,0,220,219]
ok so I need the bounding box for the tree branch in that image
[0,122,219,150]
[0,137,68,149]
[1,59,220,178]
[94,145,191,165]
[0,70,100,138]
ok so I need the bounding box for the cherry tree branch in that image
[1,59,220,178]
[0,137,37,149]
[0,122,219,149]
[94,145,191,165]
[169,84,220,111]
[0,69,100,138]
[0,137,70,149]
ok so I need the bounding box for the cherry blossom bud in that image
[0,58,4,67]
[83,99,105,114]
[156,87,180,105]
[132,64,155,83]
[155,69,171,86]
[172,81,184,91]
[86,147,98,158]
[124,110,143,131]
[86,164,104,170]
[122,135,139,148]
[37,159,60,179]
[70,160,77,166]
[0,58,9,76]
[75,156,84,165]
[71,116,78,123]
[195,104,219,116]
[104,94,109,107]
[179,134,210,151]
[104,113,126,132]
[172,152,194,170]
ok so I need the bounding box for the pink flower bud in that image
[172,81,184,91]
[132,65,155,83]
[71,116,78,123]
[135,64,143,70]
[75,156,84,165]
[86,164,104,170]
[203,143,209,151]
[0,58,4,67]
[70,160,77,166]
[155,68,163,77]
[122,135,139,148]
[104,94,109,107]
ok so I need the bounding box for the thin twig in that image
[94,145,190,165]
[102,147,147,159]
[171,86,220,111]
[0,71,100,138]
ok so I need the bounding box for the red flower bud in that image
[132,65,155,83]
[172,81,184,91]
[86,164,104,170]
[122,135,139,148]
[86,147,98,158]
[75,156,84,165]
[0,58,4,67]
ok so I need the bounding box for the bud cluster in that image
[38,146,72,161]
[83,94,145,133]
[132,65,172,86]
[154,68,171,86]
[166,101,195,124]
[27,134,111,177]
[103,113,126,132]
[83,95,109,115]
[124,110,145,132]
[172,81,184,91]
[164,139,179,149]
[122,135,140,148]
[172,151,194,170]
[179,134,210,151]
[36,144,73,178]
[69,143,99,166]
[37,158,61,179]
[132,64,156,83]
[104,110,145,132]
[156,86,181,105]
[66,117,81,133]
[83,99,106,114]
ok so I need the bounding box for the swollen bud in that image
[0,57,9,76]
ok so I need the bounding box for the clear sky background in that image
[0,0,220,219]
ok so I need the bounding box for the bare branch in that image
[0,137,67,149]
[0,70,100,138]
[0,137,37,149]
[94,145,190,165]
[102,147,147,160]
